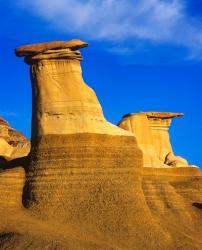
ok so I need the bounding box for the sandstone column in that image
[16,40,129,139]
[15,40,166,248]
[118,112,190,168]
[118,113,166,168]
[146,112,189,167]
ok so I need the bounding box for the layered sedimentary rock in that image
[0,167,25,209]
[118,112,202,249]
[0,40,201,250]
[0,117,29,211]
[0,116,30,160]
[0,39,170,250]
[118,112,196,168]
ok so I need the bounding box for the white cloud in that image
[16,0,202,57]
[0,111,20,118]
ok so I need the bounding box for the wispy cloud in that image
[16,0,202,58]
[0,111,20,118]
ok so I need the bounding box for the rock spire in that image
[118,112,198,168]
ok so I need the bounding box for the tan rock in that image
[0,116,30,160]
[0,167,25,209]
[1,40,170,250]
[0,40,201,250]
[15,39,88,57]
[25,42,130,138]
[146,112,188,167]
[0,138,15,160]
[118,112,197,168]
[118,113,165,168]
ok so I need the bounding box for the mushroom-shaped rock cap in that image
[123,112,184,119]
[15,39,88,57]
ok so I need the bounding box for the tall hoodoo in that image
[16,39,129,138]
[0,39,201,250]
[15,39,164,248]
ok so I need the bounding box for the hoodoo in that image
[0,40,201,250]
[16,39,130,138]
[1,39,168,249]
[118,112,202,250]
[118,112,198,169]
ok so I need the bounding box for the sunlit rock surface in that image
[118,112,198,168]
[0,116,30,160]
[0,40,201,250]
[0,167,25,209]
[0,117,29,213]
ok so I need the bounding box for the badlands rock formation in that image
[0,117,29,212]
[0,116,30,160]
[0,39,201,250]
[118,112,196,168]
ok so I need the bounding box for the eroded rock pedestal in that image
[0,40,169,250]
[118,112,198,169]
[0,40,201,250]
[118,112,202,250]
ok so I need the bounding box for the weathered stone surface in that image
[139,111,184,119]
[146,112,188,167]
[0,167,25,209]
[0,40,201,250]
[23,41,167,250]
[1,40,164,250]
[118,113,165,168]
[0,116,30,160]
[15,39,88,57]
[118,112,197,169]
[27,47,130,138]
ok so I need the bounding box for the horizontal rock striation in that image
[142,175,202,249]
[0,39,171,250]
[0,167,25,210]
[0,40,201,250]
[15,39,88,57]
[25,134,142,211]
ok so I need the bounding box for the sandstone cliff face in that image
[0,40,201,250]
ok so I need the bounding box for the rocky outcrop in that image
[0,40,201,250]
[15,39,88,57]
[0,116,30,160]
[118,112,197,169]
[118,112,202,249]
[0,117,29,212]
[0,39,170,250]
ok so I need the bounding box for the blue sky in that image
[0,0,201,168]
